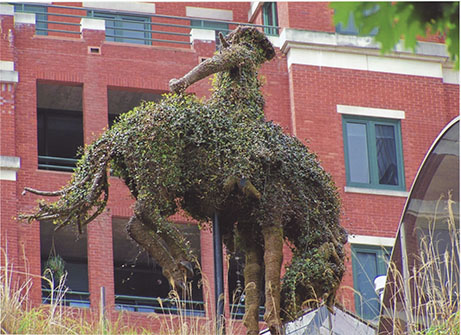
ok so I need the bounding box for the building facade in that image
[1,2,458,332]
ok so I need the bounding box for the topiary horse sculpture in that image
[21,27,347,335]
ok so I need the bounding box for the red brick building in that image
[1,2,458,332]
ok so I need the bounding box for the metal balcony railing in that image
[115,294,205,316]
[230,303,265,320]
[42,288,90,308]
[12,3,279,48]
[38,155,78,172]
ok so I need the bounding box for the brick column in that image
[200,229,216,319]
[80,17,114,318]
[87,211,115,319]
[0,4,21,290]
[81,18,107,143]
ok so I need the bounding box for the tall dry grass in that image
[0,249,245,334]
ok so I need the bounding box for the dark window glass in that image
[112,218,204,314]
[37,109,83,171]
[107,88,164,128]
[375,124,398,185]
[40,221,89,307]
[228,252,264,320]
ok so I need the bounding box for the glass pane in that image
[375,124,398,185]
[356,251,380,320]
[346,122,370,183]
[378,120,459,333]
[120,17,147,45]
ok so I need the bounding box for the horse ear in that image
[218,32,230,48]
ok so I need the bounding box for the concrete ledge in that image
[186,7,232,21]
[443,67,460,84]
[0,61,14,71]
[190,28,215,43]
[280,28,457,79]
[84,2,155,14]
[345,186,409,198]
[0,70,18,83]
[81,18,105,31]
[0,3,14,16]
[337,105,405,119]
[348,234,395,247]
[0,156,20,181]
[14,12,35,25]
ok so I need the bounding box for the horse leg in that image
[127,201,193,291]
[242,237,263,335]
[262,225,284,335]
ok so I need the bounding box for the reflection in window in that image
[112,218,204,315]
[351,244,391,322]
[37,83,83,172]
[378,118,459,334]
[40,221,89,307]
[335,8,378,36]
[342,116,405,190]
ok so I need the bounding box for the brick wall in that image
[1,1,458,332]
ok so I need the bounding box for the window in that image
[112,218,204,315]
[40,221,89,307]
[342,116,405,190]
[228,252,264,320]
[351,244,391,321]
[108,88,163,128]
[14,4,48,35]
[37,83,83,172]
[335,8,378,36]
[190,19,229,49]
[262,2,278,36]
[88,11,151,45]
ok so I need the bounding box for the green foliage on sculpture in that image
[21,27,346,334]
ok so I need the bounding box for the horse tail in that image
[21,132,114,233]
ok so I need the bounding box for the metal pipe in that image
[213,211,225,334]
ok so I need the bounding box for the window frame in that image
[88,11,152,45]
[37,108,83,172]
[351,244,391,321]
[342,115,405,191]
[262,2,278,36]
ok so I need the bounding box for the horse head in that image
[169,26,275,93]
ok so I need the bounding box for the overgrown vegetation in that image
[20,27,346,334]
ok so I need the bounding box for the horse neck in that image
[210,67,266,121]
